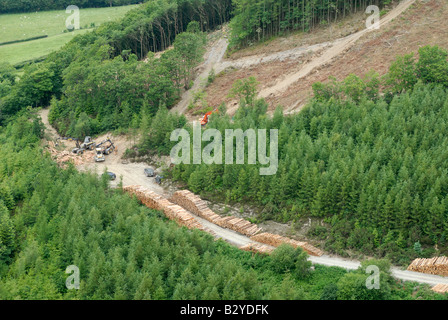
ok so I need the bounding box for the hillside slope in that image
[200,0,447,115]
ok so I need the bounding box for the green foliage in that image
[269,244,311,279]
[228,76,259,106]
[0,63,16,85]
[138,106,187,155]
[173,27,207,89]
[1,63,55,120]
[416,45,448,86]
[313,71,380,103]
[207,68,216,86]
[385,53,417,94]
[414,242,422,255]
[337,259,392,300]
[0,202,15,263]
[320,283,338,300]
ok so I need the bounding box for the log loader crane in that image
[96,138,116,155]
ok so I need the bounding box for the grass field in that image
[0,5,138,66]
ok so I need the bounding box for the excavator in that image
[55,136,96,155]
[200,109,219,126]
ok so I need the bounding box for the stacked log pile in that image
[240,243,274,255]
[432,284,448,294]
[171,190,223,224]
[126,187,324,257]
[171,190,262,236]
[124,186,205,231]
[407,257,448,277]
[216,216,262,237]
[250,232,324,257]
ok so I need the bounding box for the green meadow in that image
[0,5,138,66]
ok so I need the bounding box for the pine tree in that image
[0,201,15,260]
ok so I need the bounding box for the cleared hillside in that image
[202,0,448,114]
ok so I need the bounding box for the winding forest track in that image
[170,37,229,116]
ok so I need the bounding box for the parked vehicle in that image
[144,168,155,177]
[104,172,116,180]
[94,148,105,162]
[155,175,164,184]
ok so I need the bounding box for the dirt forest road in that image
[309,255,448,286]
[170,37,229,116]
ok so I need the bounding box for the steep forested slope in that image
[161,46,448,264]
[0,111,442,300]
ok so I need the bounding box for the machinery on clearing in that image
[96,138,116,155]
[81,136,95,151]
[55,136,96,155]
[55,136,115,163]
[56,137,85,155]
[94,148,106,162]
[200,109,219,126]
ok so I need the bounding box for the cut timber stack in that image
[217,216,262,237]
[171,190,262,237]
[240,243,274,255]
[432,284,448,294]
[407,257,448,277]
[171,190,223,224]
[250,232,324,257]
[124,186,205,231]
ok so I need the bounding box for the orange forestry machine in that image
[200,109,219,126]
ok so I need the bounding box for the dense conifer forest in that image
[1,0,448,300]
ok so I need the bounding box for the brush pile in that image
[407,257,448,276]
[124,186,205,231]
[46,141,94,167]
[171,190,262,236]
[250,232,324,257]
